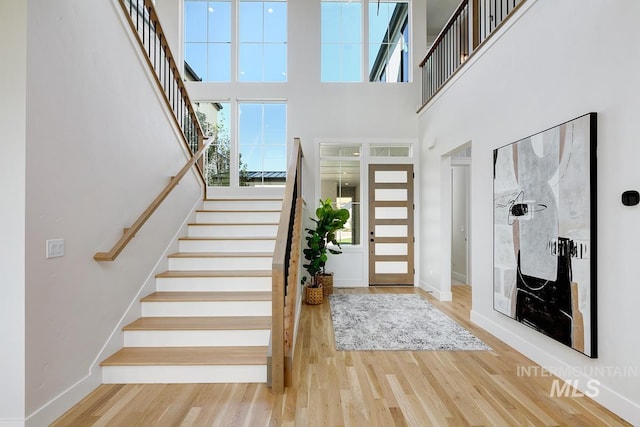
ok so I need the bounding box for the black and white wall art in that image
[493,113,597,357]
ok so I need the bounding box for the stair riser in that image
[141,301,272,317]
[168,257,273,271]
[196,211,281,223]
[188,224,278,238]
[178,239,276,253]
[156,276,272,292]
[102,365,267,384]
[123,330,270,347]
[203,200,282,211]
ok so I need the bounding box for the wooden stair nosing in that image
[141,291,272,302]
[100,346,268,366]
[123,316,272,331]
[155,270,272,278]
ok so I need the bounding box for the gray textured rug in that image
[329,294,491,351]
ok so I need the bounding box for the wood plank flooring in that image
[52,286,630,426]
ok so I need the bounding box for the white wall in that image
[0,2,27,426]
[418,0,640,423]
[23,0,202,423]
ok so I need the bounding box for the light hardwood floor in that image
[52,286,630,426]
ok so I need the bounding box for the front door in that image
[368,164,414,285]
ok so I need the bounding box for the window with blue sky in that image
[322,0,410,82]
[239,102,287,186]
[184,0,286,82]
[369,1,409,82]
[185,1,231,81]
[239,1,287,81]
[321,1,362,82]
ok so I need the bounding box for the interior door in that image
[368,164,414,285]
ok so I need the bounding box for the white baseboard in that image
[470,310,640,426]
[333,280,367,288]
[25,369,101,427]
[451,271,467,284]
[419,279,452,301]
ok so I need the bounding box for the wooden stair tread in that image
[100,346,268,366]
[168,252,273,258]
[156,270,272,278]
[141,291,272,302]
[124,316,271,331]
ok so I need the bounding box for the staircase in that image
[100,196,282,384]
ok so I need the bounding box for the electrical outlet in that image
[46,239,65,258]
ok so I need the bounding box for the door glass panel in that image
[375,224,407,237]
[375,243,407,255]
[374,188,407,201]
[375,206,407,219]
[374,170,407,183]
[375,261,408,274]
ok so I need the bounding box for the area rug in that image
[328,294,491,351]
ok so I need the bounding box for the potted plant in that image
[301,199,350,303]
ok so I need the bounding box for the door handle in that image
[370,238,375,242]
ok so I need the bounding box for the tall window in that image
[369,1,409,82]
[184,0,287,82]
[321,0,410,82]
[195,102,232,186]
[238,103,287,186]
[239,1,287,82]
[185,1,231,81]
[321,0,362,82]
[319,144,361,244]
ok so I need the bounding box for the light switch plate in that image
[46,239,65,258]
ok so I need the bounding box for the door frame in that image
[368,163,415,286]
[313,139,418,288]
[451,161,471,285]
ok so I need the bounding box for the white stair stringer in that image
[100,197,281,384]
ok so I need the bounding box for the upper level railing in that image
[119,0,205,168]
[95,0,208,261]
[419,0,525,109]
[269,138,303,393]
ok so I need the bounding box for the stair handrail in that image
[270,137,303,393]
[94,138,212,262]
[118,0,206,172]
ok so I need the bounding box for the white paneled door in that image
[368,164,414,285]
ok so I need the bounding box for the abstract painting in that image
[493,113,597,357]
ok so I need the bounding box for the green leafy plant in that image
[301,199,350,288]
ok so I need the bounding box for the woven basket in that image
[317,273,334,296]
[305,285,324,305]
